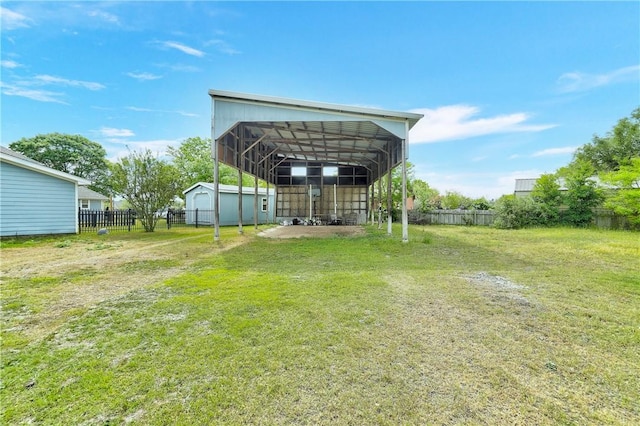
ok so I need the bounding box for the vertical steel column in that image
[211,97,220,241]
[402,120,409,243]
[237,128,243,234]
[387,149,393,235]
[377,155,383,230]
[369,171,375,225]
[254,147,259,229]
[266,156,271,223]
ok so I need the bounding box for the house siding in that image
[88,200,104,210]
[0,162,78,236]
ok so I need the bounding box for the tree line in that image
[492,107,639,229]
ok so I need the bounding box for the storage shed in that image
[183,182,275,226]
[0,146,90,237]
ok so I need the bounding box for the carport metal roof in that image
[209,90,424,242]
[210,90,423,184]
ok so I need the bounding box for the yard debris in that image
[97,228,109,235]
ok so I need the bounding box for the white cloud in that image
[126,72,162,81]
[126,106,199,117]
[531,146,577,157]
[107,138,183,162]
[0,6,32,30]
[205,39,241,55]
[154,63,201,73]
[409,105,555,144]
[1,60,22,69]
[557,65,640,93]
[176,111,199,117]
[34,74,105,91]
[159,41,205,57]
[100,127,135,138]
[87,10,119,25]
[0,82,67,104]
[415,168,542,200]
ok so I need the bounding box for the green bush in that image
[493,195,553,229]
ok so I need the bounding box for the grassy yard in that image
[1,225,639,425]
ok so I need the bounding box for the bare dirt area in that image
[1,234,247,342]
[258,225,366,239]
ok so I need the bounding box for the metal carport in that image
[209,90,423,242]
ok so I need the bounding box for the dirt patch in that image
[1,234,247,342]
[465,271,532,308]
[258,225,366,239]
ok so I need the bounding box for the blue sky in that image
[2,1,638,199]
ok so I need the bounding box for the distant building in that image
[78,186,109,210]
[183,182,276,226]
[514,178,541,197]
[515,176,616,198]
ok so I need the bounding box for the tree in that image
[376,162,416,219]
[531,173,562,225]
[572,107,640,173]
[440,191,471,210]
[470,197,493,210]
[412,179,441,212]
[109,149,182,232]
[558,161,604,227]
[167,136,257,188]
[600,157,640,228]
[493,194,550,229]
[9,132,111,193]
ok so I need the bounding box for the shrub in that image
[493,195,551,229]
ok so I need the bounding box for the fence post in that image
[167,211,171,230]
[127,209,131,232]
[195,208,199,229]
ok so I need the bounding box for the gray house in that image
[183,183,275,226]
[78,186,109,210]
[0,146,90,237]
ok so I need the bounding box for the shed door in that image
[193,192,213,224]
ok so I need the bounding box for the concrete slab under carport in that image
[258,225,366,239]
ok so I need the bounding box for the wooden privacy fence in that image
[408,208,629,229]
[590,208,630,230]
[409,209,496,226]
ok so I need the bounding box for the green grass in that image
[1,225,639,424]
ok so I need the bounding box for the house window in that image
[261,197,268,212]
[80,200,89,210]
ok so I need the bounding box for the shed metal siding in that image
[0,162,78,236]
[184,184,275,226]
